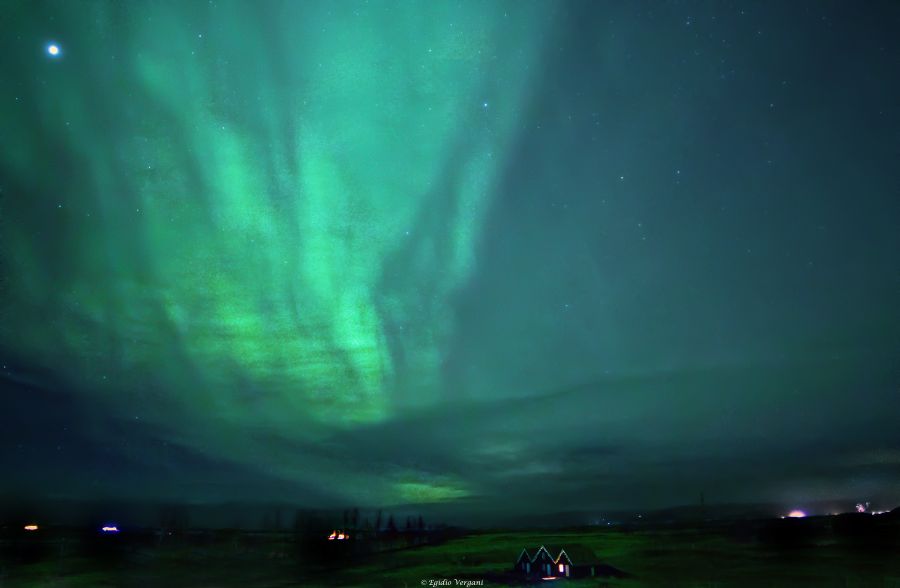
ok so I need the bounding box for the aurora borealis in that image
[2,1,899,523]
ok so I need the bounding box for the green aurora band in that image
[4,1,899,516]
[2,0,552,506]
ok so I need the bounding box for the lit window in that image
[559,563,565,573]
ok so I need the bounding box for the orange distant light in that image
[24,524,39,531]
[787,510,807,518]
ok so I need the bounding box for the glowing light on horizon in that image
[24,524,39,531]
[101,526,119,533]
[787,510,807,518]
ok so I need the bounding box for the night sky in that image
[2,0,899,524]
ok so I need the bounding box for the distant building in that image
[531,545,559,577]
[513,543,604,578]
[514,547,535,574]
[327,530,350,540]
[555,544,604,578]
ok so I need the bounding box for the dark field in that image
[3,515,900,587]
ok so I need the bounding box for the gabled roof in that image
[519,544,601,565]
[533,544,563,560]
[515,547,535,562]
[556,544,602,566]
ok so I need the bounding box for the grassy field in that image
[325,526,900,588]
[3,522,900,587]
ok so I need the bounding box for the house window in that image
[559,563,565,573]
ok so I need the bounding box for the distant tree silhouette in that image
[293,510,305,535]
[290,511,340,565]
[387,514,397,533]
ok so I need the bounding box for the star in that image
[46,43,61,57]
